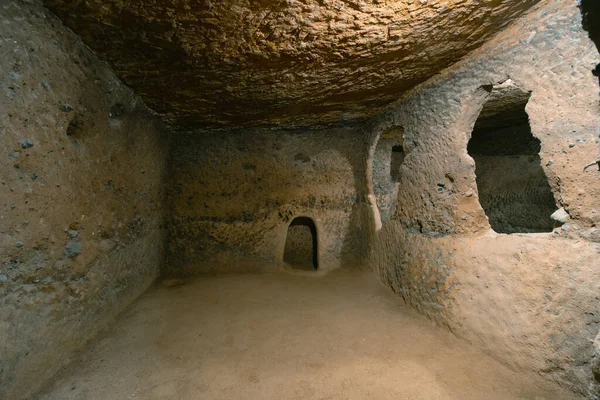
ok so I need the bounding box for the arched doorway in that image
[283,217,318,270]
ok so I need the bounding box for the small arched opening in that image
[283,217,318,270]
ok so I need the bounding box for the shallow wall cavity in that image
[372,126,405,224]
[0,3,169,399]
[468,83,556,233]
[370,1,600,397]
[165,127,372,275]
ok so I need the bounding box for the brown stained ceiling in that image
[44,0,540,131]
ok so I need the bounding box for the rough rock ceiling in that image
[44,0,540,131]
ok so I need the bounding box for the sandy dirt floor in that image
[38,269,581,400]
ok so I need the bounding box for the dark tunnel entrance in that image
[580,0,600,55]
[283,217,318,270]
[468,83,557,234]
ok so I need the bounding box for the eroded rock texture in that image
[2,0,600,399]
[0,2,169,399]
[165,126,374,274]
[370,0,600,396]
[43,0,539,130]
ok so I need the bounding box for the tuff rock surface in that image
[44,0,539,130]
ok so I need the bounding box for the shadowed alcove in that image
[468,82,557,234]
[372,126,405,223]
[283,217,318,270]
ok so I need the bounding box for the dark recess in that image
[391,145,405,182]
[468,87,557,233]
[579,0,600,79]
